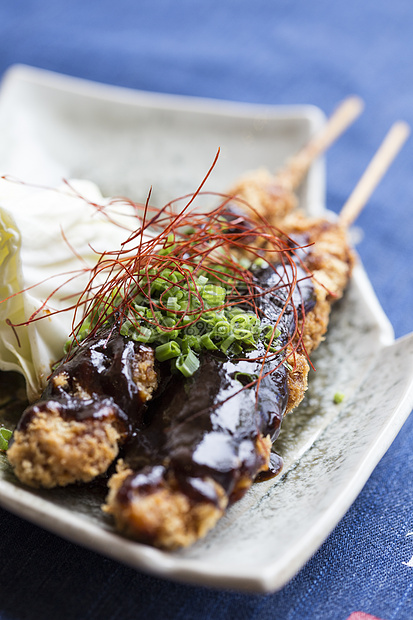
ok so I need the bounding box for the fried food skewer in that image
[103,121,409,549]
[7,98,362,490]
[8,116,409,550]
[103,220,352,548]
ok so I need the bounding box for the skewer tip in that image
[278,95,365,191]
[337,95,365,117]
[339,120,410,228]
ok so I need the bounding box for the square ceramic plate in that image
[0,65,413,593]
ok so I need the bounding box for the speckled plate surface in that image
[1,65,413,593]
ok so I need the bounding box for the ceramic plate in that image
[0,65,413,593]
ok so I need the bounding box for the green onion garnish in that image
[66,255,289,378]
[200,333,218,351]
[333,391,345,404]
[0,427,12,451]
[155,341,182,362]
[175,350,200,377]
[234,372,258,386]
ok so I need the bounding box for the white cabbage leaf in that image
[0,178,136,401]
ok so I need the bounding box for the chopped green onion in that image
[220,334,236,354]
[161,269,178,284]
[230,315,249,329]
[202,284,226,306]
[0,427,12,451]
[212,320,230,338]
[131,326,152,343]
[162,316,177,329]
[170,286,184,300]
[233,328,252,341]
[120,320,133,337]
[333,391,345,404]
[181,335,201,353]
[239,257,252,269]
[63,247,291,378]
[184,323,202,337]
[131,303,147,315]
[262,325,281,342]
[253,257,268,269]
[196,275,209,287]
[175,350,200,377]
[234,372,258,386]
[155,341,181,362]
[230,342,243,356]
[200,333,218,350]
[200,311,217,324]
[132,293,145,305]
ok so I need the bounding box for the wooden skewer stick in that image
[339,121,410,228]
[276,95,365,190]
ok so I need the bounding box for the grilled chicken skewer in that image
[7,98,362,489]
[102,122,409,549]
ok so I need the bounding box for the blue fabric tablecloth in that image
[0,2,413,619]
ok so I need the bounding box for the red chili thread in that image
[1,167,322,399]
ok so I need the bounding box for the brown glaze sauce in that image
[16,244,315,508]
[16,335,156,435]
[118,258,316,507]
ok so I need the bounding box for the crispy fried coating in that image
[285,349,310,414]
[104,433,271,549]
[283,214,355,355]
[229,168,297,223]
[104,461,228,550]
[8,405,123,488]
[9,343,158,488]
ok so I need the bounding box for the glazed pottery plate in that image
[0,65,413,593]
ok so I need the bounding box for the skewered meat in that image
[6,97,370,548]
[8,334,158,487]
[8,104,356,491]
[103,218,354,549]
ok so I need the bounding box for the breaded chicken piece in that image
[104,436,272,549]
[8,333,158,488]
[104,216,354,549]
[104,462,228,549]
[228,168,297,224]
[8,405,123,488]
[282,214,355,356]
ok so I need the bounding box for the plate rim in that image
[0,63,326,124]
[0,63,327,218]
